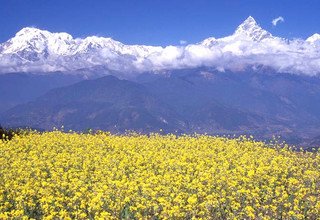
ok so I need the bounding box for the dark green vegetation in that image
[0,125,16,140]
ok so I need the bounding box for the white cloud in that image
[272,16,284,26]
[179,40,187,45]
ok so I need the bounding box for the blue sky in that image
[1,0,319,46]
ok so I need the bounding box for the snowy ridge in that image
[306,33,320,43]
[1,16,320,76]
[234,16,272,41]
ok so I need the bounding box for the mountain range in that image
[1,16,320,149]
[1,16,320,76]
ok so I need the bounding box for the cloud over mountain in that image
[272,16,284,26]
[1,16,320,76]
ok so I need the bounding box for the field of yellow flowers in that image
[0,131,319,219]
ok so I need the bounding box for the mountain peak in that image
[15,27,50,38]
[306,33,320,43]
[14,27,73,41]
[243,16,257,25]
[16,27,41,33]
[234,16,272,41]
[1,27,75,58]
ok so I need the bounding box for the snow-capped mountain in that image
[234,16,272,41]
[306,33,320,44]
[2,27,73,55]
[1,16,320,76]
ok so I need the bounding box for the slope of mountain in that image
[0,73,83,113]
[2,71,320,147]
[1,16,320,76]
[0,73,269,134]
[145,70,320,145]
[0,76,186,132]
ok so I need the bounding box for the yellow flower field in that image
[0,131,319,219]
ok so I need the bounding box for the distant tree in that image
[0,125,15,140]
[0,125,6,139]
